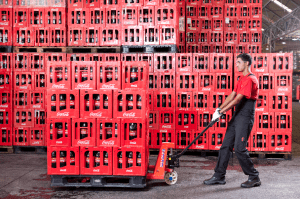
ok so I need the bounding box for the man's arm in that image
[218,91,237,110]
[219,94,244,114]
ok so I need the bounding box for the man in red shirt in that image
[204,53,261,188]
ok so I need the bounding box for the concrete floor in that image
[0,102,300,199]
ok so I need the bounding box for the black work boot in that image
[241,176,261,188]
[203,176,226,185]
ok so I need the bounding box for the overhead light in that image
[282,42,286,44]
[272,0,292,13]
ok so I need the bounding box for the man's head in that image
[236,53,252,72]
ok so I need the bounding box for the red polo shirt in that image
[234,73,259,100]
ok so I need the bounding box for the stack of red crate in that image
[0,0,12,46]
[224,0,262,54]
[13,0,67,47]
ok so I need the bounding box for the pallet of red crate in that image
[149,129,175,149]
[0,126,12,146]
[121,61,149,90]
[97,61,121,90]
[72,61,97,90]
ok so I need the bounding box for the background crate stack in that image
[0,0,13,46]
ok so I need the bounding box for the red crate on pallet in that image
[13,72,33,90]
[210,31,223,43]
[275,112,292,131]
[249,44,261,53]
[200,18,212,30]
[214,73,232,92]
[13,53,28,71]
[224,44,235,53]
[96,118,120,147]
[138,6,155,26]
[68,27,84,46]
[186,5,197,18]
[254,112,274,132]
[235,44,249,53]
[0,90,12,109]
[250,5,261,19]
[192,91,210,111]
[47,89,79,118]
[198,30,210,43]
[28,8,45,27]
[29,53,45,71]
[158,71,175,90]
[47,146,80,175]
[199,72,214,92]
[68,8,88,27]
[46,53,66,62]
[67,53,88,61]
[34,72,46,90]
[13,127,30,146]
[211,44,224,53]
[83,27,100,46]
[89,8,105,27]
[190,130,209,150]
[13,8,28,27]
[0,53,12,72]
[198,110,213,130]
[146,91,154,110]
[176,72,198,91]
[255,93,269,112]
[0,109,12,126]
[250,131,269,152]
[186,31,199,44]
[210,53,233,73]
[29,127,45,146]
[97,61,121,90]
[176,111,197,130]
[255,73,275,93]
[149,129,175,149]
[148,111,159,129]
[13,27,34,46]
[210,5,223,19]
[176,91,193,111]
[274,73,292,93]
[0,71,12,90]
[224,18,236,32]
[250,31,261,44]
[176,53,192,72]
[14,109,34,127]
[192,53,209,73]
[47,61,71,90]
[100,26,121,46]
[122,61,148,90]
[238,5,250,18]
[72,118,96,147]
[0,8,12,27]
[269,53,293,73]
[122,54,137,62]
[148,72,158,90]
[49,27,66,47]
[187,18,200,31]
[47,118,71,147]
[121,26,143,46]
[208,130,225,150]
[236,19,247,31]
[106,8,122,26]
[154,90,175,111]
[113,146,148,176]
[269,92,291,112]
[225,5,237,18]
[213,111,232,131]
[121,118,147,147]
[268,131,291,152]
[198,5,210,18]
[0,127,12,146]
[80,90,113,118]
[238,31,250,44]
[34,109,46,127]
[186,44,200,53]
[85,0,100,7]
[122,7,138,25]
[137,54,153,73]
[224,31,238,44]
[154,53,175,72]
[46,8,66,28]
[248,19,261,31]
[68,0,83,7]
[155,6,179,26]
[175,130,191,149]
[71,61,96,90]
[13,90,30,109]
[160,25,179,45]
[113,90,147,118]
[35,27,50,47]
[80,146,113,175]
[160,111,175,130]
[210,91,230,110]
[250,53,269,73]
[87,53,104,61]
[144,26,159,45]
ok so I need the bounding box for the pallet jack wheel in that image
[164,171,178,185]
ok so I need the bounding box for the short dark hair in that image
[237,53,252,66]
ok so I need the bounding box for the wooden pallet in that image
[14,46,67,53]
[249,151,292,160]
[13,146,47,154]
[122,45,177,53]
[66,46,121,53]
[0,146,14,153]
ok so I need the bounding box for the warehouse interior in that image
[1,0,300,198]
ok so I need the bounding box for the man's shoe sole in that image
[241,181,261,188]
[204,181,226,185]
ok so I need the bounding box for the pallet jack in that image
[147,119,218,185]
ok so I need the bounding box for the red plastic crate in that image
[250,53,269,73]
[113,146,148,176]
[176,111,197,130]
[89,8,105,27]
[0,109,12,127]
[190,130,209,150]
[155,6,180,26]
[49,27,66,47]
[160,0,184,6]
[100,26,121,46]
[200,19,212,31]
[13,127,30,146]
[269,92,292,112]
[186,31,199,44]
[250,131,269,152]
[0,71,12,90]
[154,53,175,72]
[146,90,154,110]
[67,53,88,62]
[121,118,147,147]
[13,90,30,109]
[13,72,33,90]
[47,118,72,147]
[250,6,261,19]
[121,25,143,46]
[0,0,12,7]
[46,8,66,28]
[122,61,148,90]
[13,27,34,46]
[158,71,175,90]
[186,44,200,53]
[154,90,175,111]
[250,31,261,44]
[138,6,155,26]
[210,31,223,43]
[13,53,28,71]
[186,5,197,18]
[144,26,159,45]
[0,8,12,27]
[208,130,225,150]
[149,129,175,149]
[71,61,96,90]
[235,44,249,54]
[274,73,292,93]
[0,53,12,72]
[113,90,147,118]
[46,61,71,90]
[80,90,113,118]
[199,72,214,92]
[83,27,100,46]
[47,146,80,175]
[106,8,122,26]
[68,8,88,27]
[238,31,250,44]
[192,91,210,111]
[28,8,45,28]
[268,131,291,152]
[198,30,210,43]
[87,53,104,61]
[213,110,232,131]
[175,130,191,149]
[176,53,192,72]
[137,54,153,72]
[148,111,159,129]
[47,89,79,118]
[255,93,269,112]
[148,72,158,90]
[248,19,261,31]
[224,18,236,31]
[209,91,230,110]
[33,109,46,127]
[238,5,250,18]
[85,0,100,7]
[236,19,247,31]
[14,109,34,127]
[0,90,12,109]
[122,7,138,25]
[80,146,113,175]
[176,72,198,91]
[210,5,223,18]
[46,53,66,62]
[256,73,275,93]
[224,31,238,44]
[198,5,210,18]
[33,72,46,90]
[192,53,209,73]
[248,44,261,53]
[224,44,235,53]
[34,27,50,47]
[214,73,232,92]
[160,111,175,130]
[254,112,274,132]
[72,118,96,147]
[225,5,237,18]
[144,0,158,6]
[160,25,179,45]
[96,118,121,147]
[176,91,193,111]
[29,53,45,72]
[211,44,224,53]
[0,127,12,146]
[275,112,292,132]
[97,61,121,90]
[13,8,28,27]
[210,53,233,73]
[29,127,45,146]
[68,27,84,46]
[197,110,213,130]
[269,53,293,73]
[104,53,120,62]
[187,18,200,31]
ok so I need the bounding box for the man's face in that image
[236,58,248,72]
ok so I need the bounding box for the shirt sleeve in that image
[237,79,252,99]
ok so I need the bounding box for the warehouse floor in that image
[0,102,300,199]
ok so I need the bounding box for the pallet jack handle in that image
[168,119,218,168]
